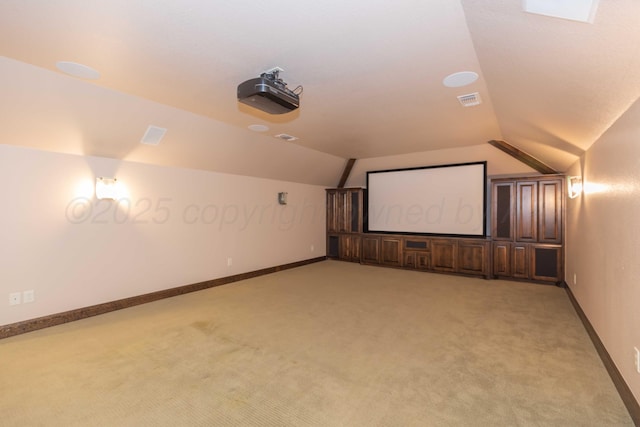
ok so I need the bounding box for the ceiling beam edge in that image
[337,158,357,188]
[487,140,558,174]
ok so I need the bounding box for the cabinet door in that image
[458,241,488,276]
[538,180,562,243]
[340,235,361,262]
[404,251,416,269]
[380,237,402,267]
[337,191,351,233]
[493,242,510,277]
[416,253,430,270]
[431,240,456,272]
[516,181,537,242]
[403,251,430,270]
[531,245,562,282]
[492,182,514,240]
[326,191,339,233]
[327,234,340,258]
[361,236,380,264]
[512,244,529,279]
[349,190,362,233]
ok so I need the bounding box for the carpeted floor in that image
[0,260,634,426]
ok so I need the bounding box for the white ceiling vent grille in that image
[141,125,167,145]
[457,92,482,107]
[275,133,298,142]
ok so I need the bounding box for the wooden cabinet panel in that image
[516,181,537,242]
[326,188,363,234]
[538,180,562,243]
[531,245,562,282]
[339,235,361,262]
[326,191,339,233]
[493,242,510,277]
[512,244,529,279]
[491,176,564,283]
[361,236,380,264]
[404,251,430,270]
[416,253,430,270]
[458,241,488,276]
[492,182,514,240]
[432,240,456,272]
[337,191,350,233]
[327,234,340,258]
[380,237,402,267]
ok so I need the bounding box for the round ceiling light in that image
[443,71,478,88]
[248,124,269,132]
[55,61,101,80]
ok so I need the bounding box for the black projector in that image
[237,77,300,114]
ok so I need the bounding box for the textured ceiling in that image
[0,0,639,181]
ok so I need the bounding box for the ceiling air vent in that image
[275,133,298,142]
[141,125,167,145]
[457,92,482,107]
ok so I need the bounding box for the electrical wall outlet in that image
[310,244,315,252]
[9,292,21,306]
[573,273,577,285]
[23,290,35,303]
[634,347,640,374]
[227,257,232,267]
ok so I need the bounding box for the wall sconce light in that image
[568,176,583,199]
[96,177,119,200]
[278,192,288,205]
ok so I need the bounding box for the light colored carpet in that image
[0,260,633,426]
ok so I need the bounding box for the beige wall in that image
[0,145,326,326]
[565,98,640,402]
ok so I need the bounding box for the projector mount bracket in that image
[260,67,302,97]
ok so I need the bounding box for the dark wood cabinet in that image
[531,244,562,281]
[458,240,489,276]
[339,234,361,262]
[326,188,363,262]
[380,237,402,267]
[512,244,529,279]
[326,188,490,279]
[361,235,380,264]
[492,182,515,240]
[403,238,431,271]
[326,188,363,234]
[491,176,564,284]
[431,240,457,272]
[538,180,563,243]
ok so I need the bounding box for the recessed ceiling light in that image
[55,61,101,80]
[248,124,269,132]
[523,0,599,23]
[443,71,479,88]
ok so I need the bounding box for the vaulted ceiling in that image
[1,0,639,184]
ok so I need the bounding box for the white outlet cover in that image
[9,292,21,305]
[23,290,35,303]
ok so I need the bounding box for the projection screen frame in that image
[364,161,487,238]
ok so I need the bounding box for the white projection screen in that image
[365,162,486,236]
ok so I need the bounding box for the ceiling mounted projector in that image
[237,67,301,114]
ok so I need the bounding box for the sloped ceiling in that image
[0,0,639,185]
